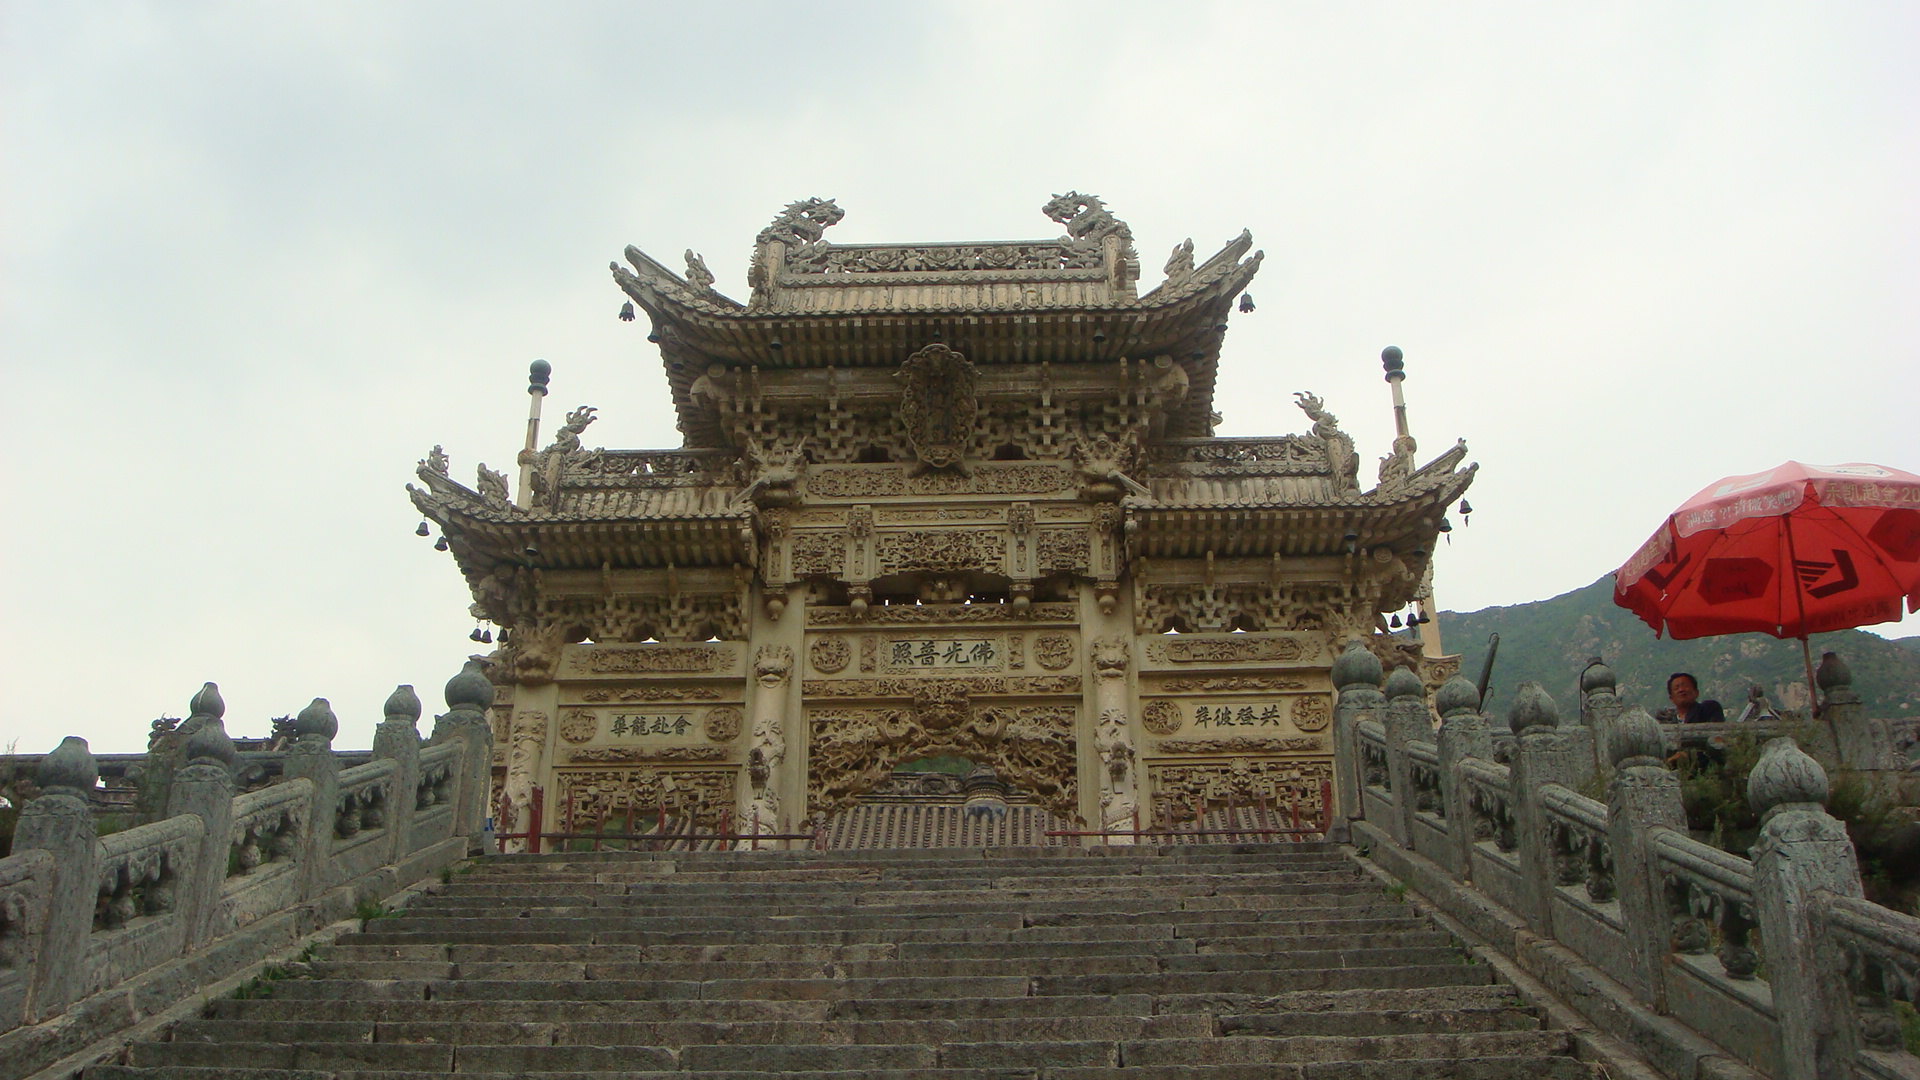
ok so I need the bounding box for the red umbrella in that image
[1615,461,1920,706]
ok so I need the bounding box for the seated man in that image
[1664,672,1725,724]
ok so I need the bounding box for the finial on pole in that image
[516,361,551,510]
[1381,346,1409,438]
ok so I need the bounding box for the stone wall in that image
[0,663,492,1080]
[1330,639,1920,1080]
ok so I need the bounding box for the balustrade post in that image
[1381,666,1430,848]
[1508,682,1589,934]
[13,737,100,1021]
[431,659,496,848]
[164,683,238,951]
[282,697,340,898]
[1817,652,1898,774]
[1578,658,1624,777]
[1434,675,1490,879]
[1604,706,1688,1011]
[372,685,423,864]
[1749,736,1866,1080]
[1329,639,1385,842]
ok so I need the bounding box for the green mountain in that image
[1439,576,1920,721]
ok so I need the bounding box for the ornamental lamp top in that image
[1747,736,1830,819]
[1608,706,1668,768]
[384,684,423,724]
[1435,675,1481,717]
[37,735,98,793]
[1507,681,1562,735]
[1331,638,1384,690]
[294,697,338,741]
[1384,664,1425,701]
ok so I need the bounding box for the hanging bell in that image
[434,536,450,552]
[415,521,430,536]
[1458,499,1472,525]
[1389,614,1403,629]
[479,629,493,644]
[468,628,484,642]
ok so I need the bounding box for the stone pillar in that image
[738,644,792,847]
[1329,639,1385,842]
[282,697,339,899]
[499,705,549,854]
[14,736,100,1021]
[165,682,238,951]
[1381,665,1430,848]
[1578,658,1624,777]
[1090,636,1137,844]
[1434,675,1490,879]
[1748,736,1865,1080]
[372,685,422,864]
[1817,652,1898,774]
[1507,681,1590,935]
[1604,706,1688,1010]
[431,660,495,849]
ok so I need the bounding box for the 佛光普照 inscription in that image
[884,639,1001,671]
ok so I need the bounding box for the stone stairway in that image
[91,844,1611,1079]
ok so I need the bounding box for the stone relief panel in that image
[565,746,729,764]
[1134,582,1351,637]
[807,602,1078,626]
[806,463,1074,499]
[558,710,597,744]
[553,766,736,826]
[807,695,1077,820]
[1143,635,1314,666]
[1151,675,1311,693]
[1147,758,1334,823]
[802,675,1082,699]
[1153,736,1322,755]
[1034,529,1091,574]
[576,685,725,703]
[703,706,744,742]
[789,533,844,578]
[874,531,1006,575]
[1142,701,1182,736]
[573,644,734,676]
[540,591,745,644]
[809,636,852,674]
[1031,634,1076,670]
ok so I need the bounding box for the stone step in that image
[405,885,1388,916]
[348,912,1439,947]
[94,846,1603,1080]
[374,902,1417,934]
[301,944,1464,983]
[172,1012,1217,1047]
[93,1064,1603,1080]
[208,992,1157,1024]
[318,928,1455,963]
[432,869,1364,895]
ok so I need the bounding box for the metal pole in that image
[515,360,551,510]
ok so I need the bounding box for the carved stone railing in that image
[1328,639,1920,1080]
[0,662,495,1079]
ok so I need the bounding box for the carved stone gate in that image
[412,194,1474,847]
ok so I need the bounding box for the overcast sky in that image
[4,3,1915,754]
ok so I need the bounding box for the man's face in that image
[1669,677,1699,709]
